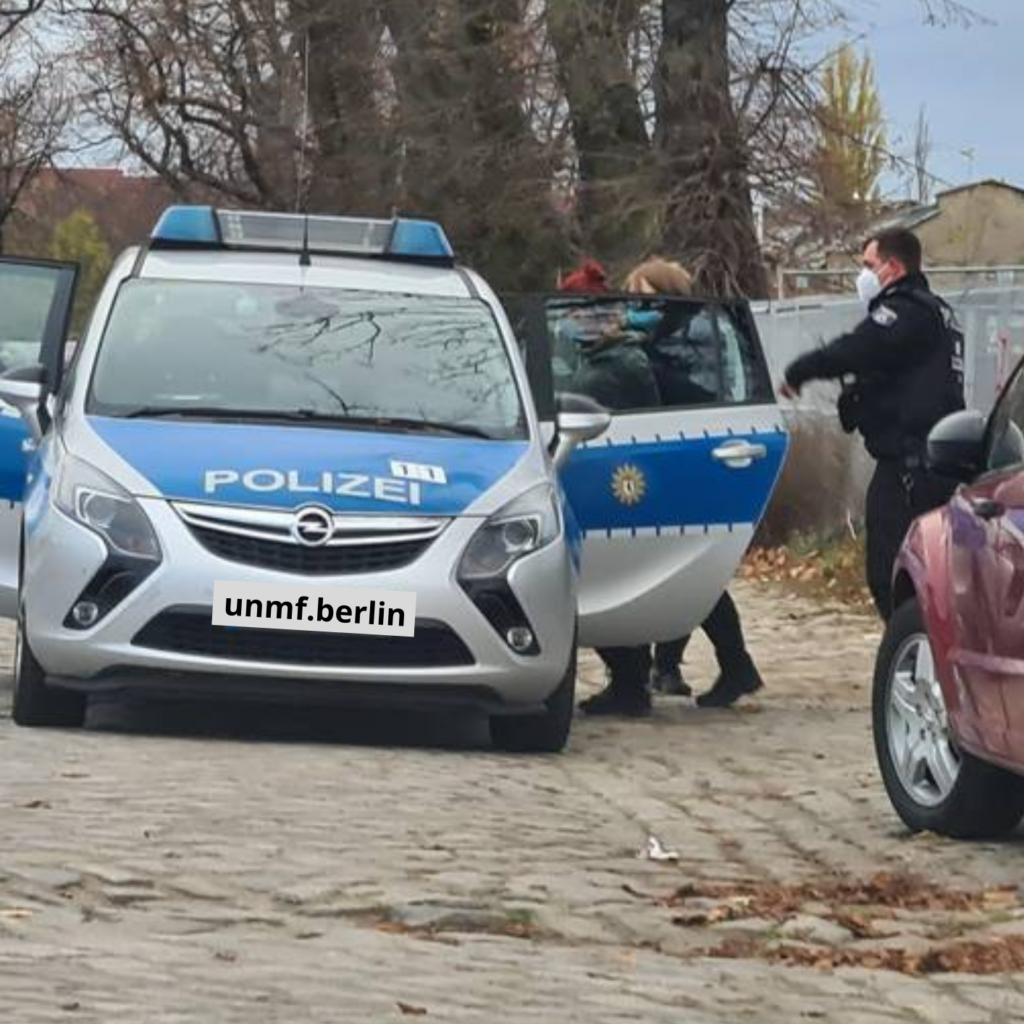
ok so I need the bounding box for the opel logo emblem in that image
[292,506,334,547]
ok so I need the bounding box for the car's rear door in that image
[0,258,78,615]
[507,293,788,647]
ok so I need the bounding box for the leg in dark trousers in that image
[700,591,748,673]
[865,462,911,621]
[580,645,652,717]
[693,591,764,707]
[866,461,957,621]
[651,635,693,695]
[654,636,688,674]
[652,592,763,707]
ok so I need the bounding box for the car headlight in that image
[54,455,161,561]
[458,484,560,581]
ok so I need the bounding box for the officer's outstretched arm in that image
[784,305,932,389]
[783,327,877,390]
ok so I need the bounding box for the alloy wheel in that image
[887,633,961,807]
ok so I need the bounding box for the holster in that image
[837,384,863,434]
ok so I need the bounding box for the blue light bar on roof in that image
[151,206,219,245]
[390,220,455,259]
[149,205,455,261]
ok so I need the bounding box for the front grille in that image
[132,609,475,668]
[188,525,431,575]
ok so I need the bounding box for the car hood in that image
[86,416,530,516]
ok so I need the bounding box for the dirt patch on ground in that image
[707,934,1024,975]
[356,904,544,944]
[667,873,1014,920]
[661,873,1024,975]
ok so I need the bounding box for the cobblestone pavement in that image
[2,582,1024,1022]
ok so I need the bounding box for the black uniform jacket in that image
[784,272,964,460]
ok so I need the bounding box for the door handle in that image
[711,440,767,469]
[968,497,1004,521]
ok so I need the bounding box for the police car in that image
[0,207,787,751]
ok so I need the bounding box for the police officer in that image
[780,229,964,620]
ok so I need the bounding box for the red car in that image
[874,363,1024,839]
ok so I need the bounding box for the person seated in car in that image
[616,260,719,407]
[555,260,660,412]
[578,257,766,717]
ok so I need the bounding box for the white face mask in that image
[856,267,882,304]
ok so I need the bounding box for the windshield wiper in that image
[118,406,317,423]
[324,414,498,439]
[115,406,500,438]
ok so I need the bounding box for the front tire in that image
[12,608,86,728]
[490,644,576,754]
[873,597,1024,839]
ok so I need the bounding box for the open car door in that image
[0,257,78,616]
[506,292,788,647]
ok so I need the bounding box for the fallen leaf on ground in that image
[708,933,1024,976]
[666,872,1016,921]
[398,1004,428,1016]
[672,905,737,927]
[981,887,1019,910]
[621,884,658,900]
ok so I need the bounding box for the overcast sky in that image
[827,0,1024,199]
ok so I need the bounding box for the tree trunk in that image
[385,0,568,288]
[289,0,396,216]
[656,0,767,298]
[545,0,653,271]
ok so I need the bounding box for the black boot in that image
[650,667,693,697]
[584,648,652,717]
[580,685,652,717]
[579,675,651,717]
[696,653,763,708]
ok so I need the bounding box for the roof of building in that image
[935,178,1024,202]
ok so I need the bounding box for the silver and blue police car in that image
[0,209,611,751]
[0,207,789,751]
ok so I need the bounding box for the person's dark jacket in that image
[784,271,965,461]
[569,339,661,412]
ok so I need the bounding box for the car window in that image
[505,294,772,415]
[716,306,773,405]
[86,280,528,440]
[0,262,63,375]
[986,363,1024,471]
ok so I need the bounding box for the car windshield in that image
[86,279,527,440]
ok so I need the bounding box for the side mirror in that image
[0,363,47,444]
[551,391,611,470]
[926,410,987,482]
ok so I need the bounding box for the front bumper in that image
[24,498,576,710]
